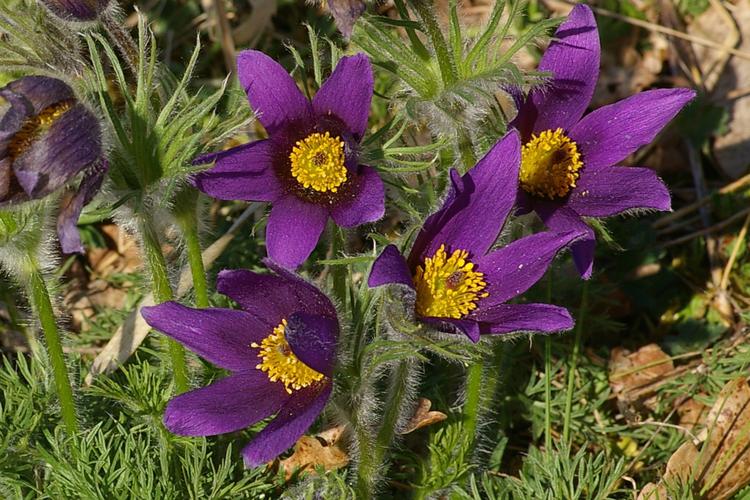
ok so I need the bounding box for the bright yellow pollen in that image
[251,319,325,394]
[413,244,489,319]
[289,131,347,193]
[8,100,75,161]
[520,128,583,199]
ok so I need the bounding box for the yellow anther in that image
[251,319,325,394]
[414,245,488,319]
[520,128,583,199]
[289,131,347,193]
[8,100,75,161]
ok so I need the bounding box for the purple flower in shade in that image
[141,263,338,467]
[326,0,366,38]
[40,0,110,22]
[368,131,582,343]
[511,4,695,279]
[193,51,385,269]
[0,76,106,253]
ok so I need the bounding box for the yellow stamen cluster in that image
[251,319,325,394]
[414,245,489,319]
[289,131,347,193]
[520,128,583,199]
[8,100,75,161]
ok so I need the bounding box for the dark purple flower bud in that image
[0,76,106,252]
[326,0,365,38]
[39,0,110,22]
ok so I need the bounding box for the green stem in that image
[373,361,414,465]
[562,281,589,443]
[180,217,209,309]
[392,0,431,61]
[462,361,483,449]
[354,402,376,499]
[27,258,77,434]
[411,0,458,86]
[139,215,188,393]
[544,274,553,451]
[331,225,348,310]
[457,127,477,172]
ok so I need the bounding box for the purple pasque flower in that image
[0,75,106,253]
[326,0,366,38]
[194,50,385,269]
[511,4,695,279]
[40,0,111,22]
[141,262,338,467]
[368,131,582,343]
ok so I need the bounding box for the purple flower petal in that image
[477,230,581,307]
[164,370,288,436]
[368,244,414,288]
[0,76,74,116]
[422,316,481,342]
[530,4,600,134]
[141,302,268,372]
[313,54,373,140]
[237,50,313,136]
[285,312,338,376]
[242,382,332,467]
[570,88,696,170]
[567,165,671,217]
[408,131,521,266]
[192,140,282,202]
[216,268,337,328]
[57,160,107,254]
[536,203,596,278]
[266,196,328,269]
[330,165,384,227]
[471,303,573,335]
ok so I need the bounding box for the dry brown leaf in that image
[676,397,709,432]
[609,344,674,419]
[689,0,750,179]
[276,425,349,480]
[400,397,448,434]
[638,378,750,499]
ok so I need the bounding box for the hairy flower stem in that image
[101,13,139,74]
[410,0,458,86]
[138,215,188,393]
[462,361,483,446]
[353,399,376,499]
[176,208,210,309]
[562,280,589,443]
[544,274,553,451]
[373,360,416,468]
[26,257,77,434]
[331,226,348,310]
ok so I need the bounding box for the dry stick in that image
[661,206,750,248]
[545,0,750,61]
[653,172,750,229]
[719,212,750,291]
[211,0,236,76]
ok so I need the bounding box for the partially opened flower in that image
[368,131,581,342]
[39,0,110,22]
[326,0,366,38]
[0,75,106,253]
[512,4,695,278]
[194,51,384,269]
[141,263,338,467]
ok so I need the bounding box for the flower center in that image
[520,128,583,199]
[7,100,75,162]
[251,319,325,394]
[289,132,347,193]
[413,244,488,319]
